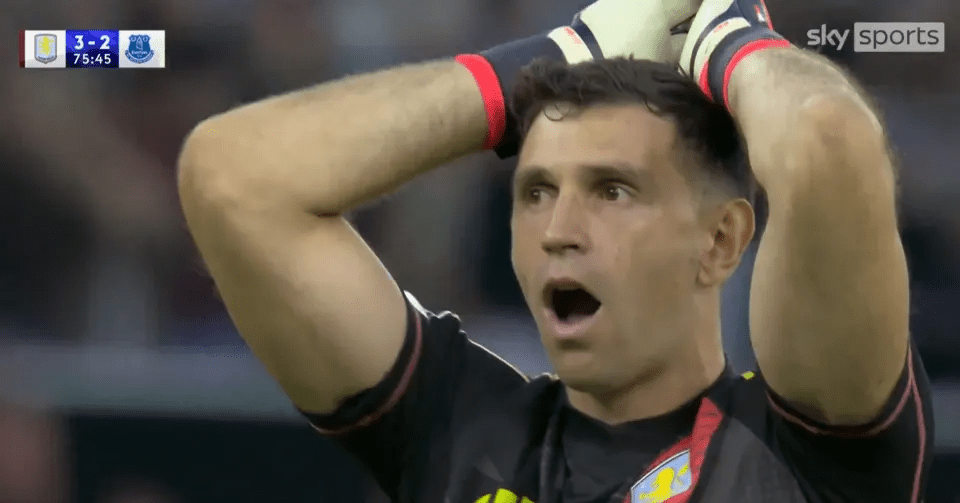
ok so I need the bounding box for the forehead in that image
[516,104,680,178]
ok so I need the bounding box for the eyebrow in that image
[512,163,654,196]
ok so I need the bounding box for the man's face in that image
[511,103,710,395]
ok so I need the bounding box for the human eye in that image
[597,181,631,202]
[524,185,552,204]
[516,179,556,206]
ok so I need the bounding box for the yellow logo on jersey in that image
[473,488,535,503]
[629,450,692,503]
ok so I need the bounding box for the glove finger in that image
[664,0,703,28]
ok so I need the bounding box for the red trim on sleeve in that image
[908,360,927,503]
[455,54,507,150]
[311,310,424,436]
[768,350,916,438]
[767,351,928,503]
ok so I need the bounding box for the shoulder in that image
[405,291,532,392]
[303,292,556,500]
[719,347,934,503]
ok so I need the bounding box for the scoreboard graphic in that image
[20,30,166,68]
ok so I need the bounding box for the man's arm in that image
[727,47,909,425]
[177,60,488,413]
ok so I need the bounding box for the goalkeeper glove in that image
[458,0,700,158]
[678,0,791,110]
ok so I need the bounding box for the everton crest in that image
[125,34,154,64]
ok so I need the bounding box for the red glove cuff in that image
[455,54,507,150]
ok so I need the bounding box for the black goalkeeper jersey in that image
[301,291,934,503]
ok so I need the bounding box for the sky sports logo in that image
[807,22,944,52]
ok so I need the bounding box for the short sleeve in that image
[767,339,935,503]
[299,291,528,500]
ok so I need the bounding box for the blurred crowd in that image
[0,0,958,501]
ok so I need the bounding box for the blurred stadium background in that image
[1,0,958,501]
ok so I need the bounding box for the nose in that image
[541,191,590,255]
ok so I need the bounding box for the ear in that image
[697,198,755,286]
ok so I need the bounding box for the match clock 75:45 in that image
[66,30,119,68]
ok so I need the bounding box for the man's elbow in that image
[804,94,892,170]
[177,117,248,207]
[789,95,897,203]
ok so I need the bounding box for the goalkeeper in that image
[178,0,933,501]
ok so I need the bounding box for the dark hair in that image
[509,57,766,233]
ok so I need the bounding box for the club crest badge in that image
[630,450,692,503]
[125,34,154,64]
[34,34,57,63]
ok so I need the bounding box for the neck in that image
[566,293,726,425]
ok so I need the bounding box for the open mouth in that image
[544,280,602,323]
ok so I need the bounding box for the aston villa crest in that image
[630,450,693,503]
[34,34,57,63]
